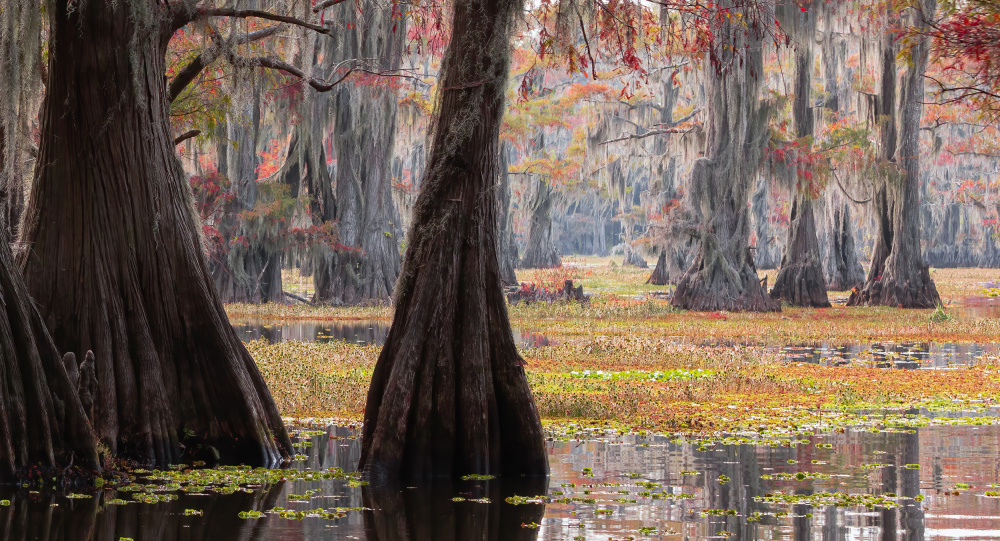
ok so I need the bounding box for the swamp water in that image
[231,319,996,368]
[8,423,1000,539]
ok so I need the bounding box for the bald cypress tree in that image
[17,2,304,466]
[358,0,548,481]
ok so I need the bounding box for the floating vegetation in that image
[755,491,900,509]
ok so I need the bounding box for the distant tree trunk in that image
[212,82,285,304]
[19,2,291,466]
[519,178,561,269]
[750,176,781,270]
[671,0,779,312]
[824,201,865,290]
[591,191,608,256]
[848,2,941,308]
[359,0,547,481]
[314,1,404,305]
[770,9,830,308]
[817,11,864,292]
[647,250,669,285]
[498,143,520,285]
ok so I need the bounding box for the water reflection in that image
[774,341,1000,368]
[231,319,552,348]
[13,423,1000,539]
[363,478,546,541]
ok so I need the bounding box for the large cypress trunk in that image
[314,0,404,305]
[848,2,941,308]
[519,178,562,269]
[670,0,779,312]
[769,10,830,308]
[359,0,547,481]
[19,3,291,466]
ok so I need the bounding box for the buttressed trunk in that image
[19,2,291,466]
[770,6,830,308]
[0,236,100,480]
[848,1,940,308]
[359,0,547,481]
[671,0,779,312]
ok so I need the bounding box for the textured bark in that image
[647,250,669,285]
[519,178,561,269]
[211,84,285,304]
[19,3,291,467]
[823,202,865,290]
[0,238,100,480]
[497,143,520,285]
[622,245,648,268]
[771,197,830,306]
[770,15,830,308]
[359,0,547,481]
[671,0,779,312]
[848,3,941,308]
[750,176,782,270]
[314,1,404,305]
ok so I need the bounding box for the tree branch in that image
[169,25,282,102]
[174,129,202,146]
[313,0,350,12]
[226,53,353,92]
[191,8,330,34]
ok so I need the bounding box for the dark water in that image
[10,424,1000,539]
[231,319,553,348]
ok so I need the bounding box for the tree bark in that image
[647,250,669,285]
[0,236,100,480]
[498,142,520,285]
[19,2,291,467]
[519,178,561,269]
[211,81,285,304]
[671,0,780,312]
[313,0,404,305]
[770,12,830,308]
[848,1,941,308]
[823,201,865,290]
[358,0,547,481]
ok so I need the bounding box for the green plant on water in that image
[930,304,952,323]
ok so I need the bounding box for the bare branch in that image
[226,53,353,92]
[174,129,202,146]
[313,0,350,12]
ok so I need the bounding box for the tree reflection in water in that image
[363,477,546,541]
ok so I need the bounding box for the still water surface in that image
[8,423,1000,540]
[232,319,998,368]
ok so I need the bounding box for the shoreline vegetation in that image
[243,263,1000,440]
